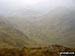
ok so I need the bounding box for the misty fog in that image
[0,0,74,16]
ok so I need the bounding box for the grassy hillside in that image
[0,19,30,48]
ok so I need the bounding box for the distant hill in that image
[7,8,43,17]
[37,7,75,47]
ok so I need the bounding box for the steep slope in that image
[36,7,75,47]
[0,18,30,48]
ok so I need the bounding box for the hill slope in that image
[0,18,30,48]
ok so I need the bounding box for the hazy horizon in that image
[0,0,74,16]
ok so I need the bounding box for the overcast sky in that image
[0,0,74,16]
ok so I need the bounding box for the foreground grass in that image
[0,45,75,56]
